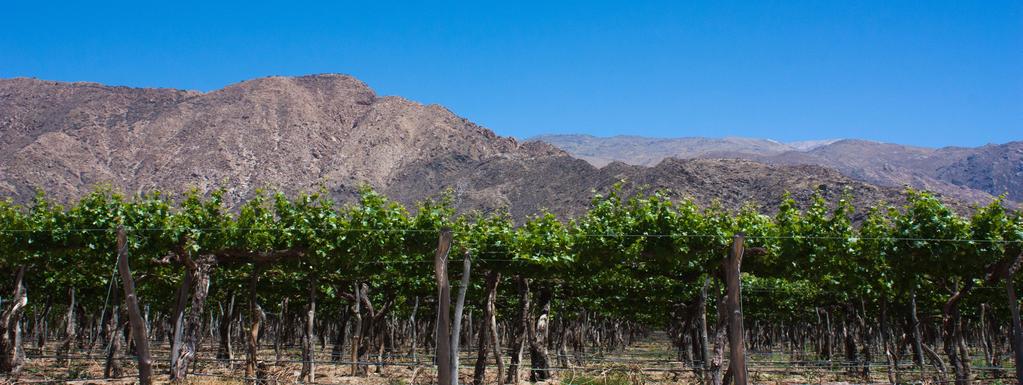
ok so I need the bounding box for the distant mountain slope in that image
[934,142,1023,203]
[531,134,795,167]
[0,75,943,219]
[533,134,1019,204]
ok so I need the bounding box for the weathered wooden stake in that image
[725,233,747,385]
[1006,275,1023,384]
[117,226,153,385]
[245,265,261,380]
[450,251,471,385]
[697,277,711,385]
[434,228,454,385]
[301,275,317,382]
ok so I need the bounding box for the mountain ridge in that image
[0,75,981,219]
[532,134,1021,204]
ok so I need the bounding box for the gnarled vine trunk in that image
[169,267,193,376]
[331,307,350,362]
[171,255,214,382]
[709,282,727,385]
[528,287,552,383]
[355,282,376,376]
[58,287,76,366]
[216,291,237,363]
[245,265,262,379]
[943,280,974,385]
[697,278,711,384]
[0,266,28,375]
[505,276,530,385]
[300,276,317,382]
[1005,278,1023,384]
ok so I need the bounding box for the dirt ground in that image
[7,334,1017,384]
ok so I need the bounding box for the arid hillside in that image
[0,75,947,218]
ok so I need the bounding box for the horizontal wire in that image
[0,226,1018,243]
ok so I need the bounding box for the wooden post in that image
[698,277,711,384]
[245,265,261,380]
[725,233,747,385]
[301,275,317,382]
[351,283,362,375]
[434,228,454,385]
[450,252,471,385]
[410,296,419,363]
[117,226,153,385]
[1006,278,1023,384]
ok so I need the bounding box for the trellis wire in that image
[0,226,1019,244]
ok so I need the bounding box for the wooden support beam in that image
[116,226,153,385]
[434,228,454,385]
[725,233,747,385]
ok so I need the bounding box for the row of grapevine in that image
[0,186,1020,385]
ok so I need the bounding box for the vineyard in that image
[0,186,1021,385]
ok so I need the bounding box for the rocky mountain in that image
[531,134,796,168]
[0,75,559,206]
[934,143,1023,202]
[533,134,1021,205]
[0,75,948,220]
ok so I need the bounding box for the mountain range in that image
[0,74,1008,220]
[532,134,1022,205]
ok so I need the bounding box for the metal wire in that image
[0,226,1019,244]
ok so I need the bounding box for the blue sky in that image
[2,1,1020,147]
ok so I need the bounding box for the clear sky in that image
[2,1,1020,147]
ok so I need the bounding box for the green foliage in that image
[0,184,1018,336]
